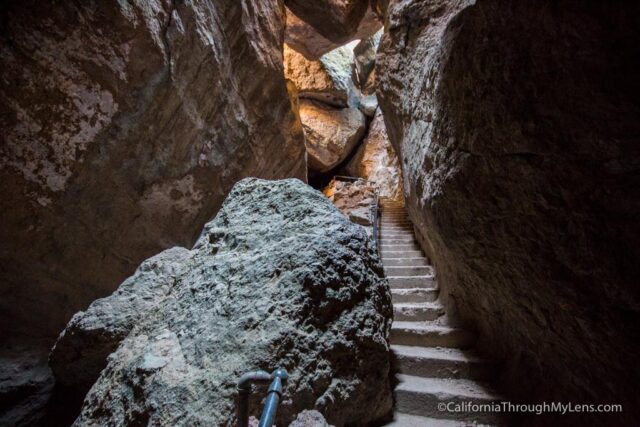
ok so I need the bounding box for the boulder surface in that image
[285,6,382,60]
[285,44,358,108]
[285,0,375,44]
[51,178,393,426]
[299,100,366,172]
[0,0,306,344]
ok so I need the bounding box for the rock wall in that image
[0,0,306,342]
[377,0,640,425]
[345,109,402,200]
[50,178,393,426]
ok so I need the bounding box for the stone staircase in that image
[379,200,503,426]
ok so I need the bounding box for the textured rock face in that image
[323,178,376,228]
[289,410,333,427]
[0,0,306,341]
[285,0,375,44]
[285,6,382,60]
[0,341,53,426]
[284,44,358,108]
[345,109,402,200]
[50,178,393,426]
[300,100,365,173]
[353,30,382,89]
[377,0,640,425]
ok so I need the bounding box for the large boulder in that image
[345,109,402,200]
[284,44,358,108]
[50,178,393,426]
[285,6,382,60]
[377,0,640,425]
[0,0,306,345]
[285,0,377,45]
[299,100,366,172]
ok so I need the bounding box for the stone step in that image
[383,251,424,259]
[384,265,434,276]
[385,413,496,427]
[391,321,475,348]
[381,218,411,223]
[391,288,439,303]
[392,345,495,380]
[381,222,412,227]
[380,236,415,242]
[394,302,445,321]
[380,232,416,238]
[383,258,429,267]
[395,375,503,424]
[388,275,436,289]
[381,225,413,230]
[381,244,421,251]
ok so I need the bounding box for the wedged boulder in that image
[299,100,366,172]
[50,178,393,426]
[285,0,377,44]
[0,0,306,347]
[345,109,402,200]
[284,44,358,108]
[285,6,382,60]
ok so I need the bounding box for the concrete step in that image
[383,258,429,267]
[380,237,415,243]
[392,288,439,303]
[394,302,445,321]
[381,225,413,230]
[395,375,503,424]
[381,244,421,252]
[392,345,495,380]
[380,232,416,238]
[391,321,475,348]
[382,250,424,258]
[388,275,436,289]
[384,265,434,276]
[385,413,497,427]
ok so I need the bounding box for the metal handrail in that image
[371,193,380,257]
[237,368,289,427]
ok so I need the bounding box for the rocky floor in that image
[379,200,503,426]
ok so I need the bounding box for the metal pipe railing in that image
[237,368,288,427]
[258,368,288,427]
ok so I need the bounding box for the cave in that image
[1,0,639,426]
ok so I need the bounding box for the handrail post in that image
[237,370,271,427]
[258,369,289,427]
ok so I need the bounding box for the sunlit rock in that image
[299,100,366,172]
[345,109,402,200]
[284,44,359,108]
[323,178,377,228]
